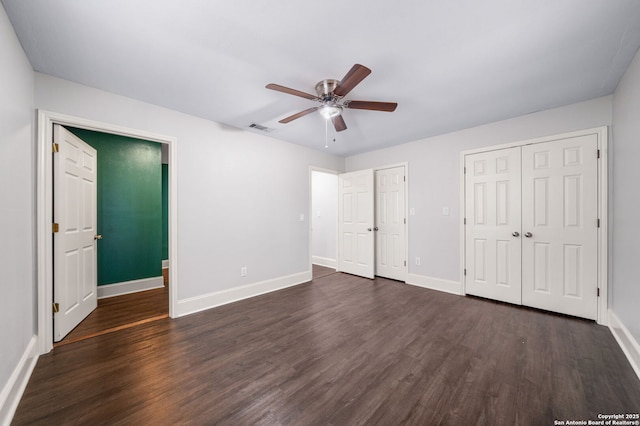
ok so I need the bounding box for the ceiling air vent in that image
[249,123,271,132]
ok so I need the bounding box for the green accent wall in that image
[162,163,169,260]
[68,127,162,286]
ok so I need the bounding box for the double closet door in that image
[464,134,598,320]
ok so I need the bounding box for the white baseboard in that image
[312,256,337,269]
[608,310,640,382]
[175,270,312,317]
[162,259,169,269]
[0,336,39,426]
[97,276,164,299]
[406,273,463,295]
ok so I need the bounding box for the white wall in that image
[346,96,612,283]
[612,48,640,343]
[311,171,338,267]
[34,73,344,302]
[0,2,36,418]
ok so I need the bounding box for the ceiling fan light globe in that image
[319,105,342,119]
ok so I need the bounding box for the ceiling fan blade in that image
[332,115,347,132]
[279,107,319,123]
[266,84,318,101]
[345,100,398,112]
[334,64,372,97]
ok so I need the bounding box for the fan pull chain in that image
[325,119,328,149]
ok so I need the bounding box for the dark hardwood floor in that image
[13,272,640,425]
[57,284,169,346]
[312,263,337,279]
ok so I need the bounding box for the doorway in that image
[461,127,608,324]
[36,110,178,354]
[53,125,169,345]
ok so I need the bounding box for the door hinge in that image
[404,218,406,224]
[597,288,600,297]
[52,223,59,233]
[404,260,406,267]
[403,175,406,182]
[597,218,600,228]
[464,166,466,174]
[53,302,59,314]
[464,268,467,276]
[52,143,59,153]
[464,218,466,225]
[597,149,600,159]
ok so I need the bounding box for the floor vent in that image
[249,123,271,132]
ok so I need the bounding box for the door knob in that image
[367,228,372,232]
[374,227,379,231]
[94,234,103,240]
[512,231,520,237]
[524,232,533,238]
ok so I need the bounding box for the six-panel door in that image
[521,135,598,320]
[465,147,522,305]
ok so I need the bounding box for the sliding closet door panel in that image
[465,147,521,304]
[521,135,598,320]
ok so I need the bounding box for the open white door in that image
[465,147,522,305]
[53,125,98,342]
[521,135,598,319]
[375,166,406,281]
[338,169,375,278]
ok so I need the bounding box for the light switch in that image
[299,214,305,222]
[442,207,450,216]
[409,208,416,216]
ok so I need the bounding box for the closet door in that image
[465,147,522,304]
[521,136,598,320]
[375,166,406,281]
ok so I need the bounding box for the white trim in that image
[609,310,640,382]
[37,110,179,355]
[0,336,39,426]
[312,256,337,268]
[459,126,609,324]
[162,259,169,269]
[175,271,312,317]
[97,276,164,299]
[406,273,462,295]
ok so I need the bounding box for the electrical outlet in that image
[415,257,421,266]
[240,266,247,277]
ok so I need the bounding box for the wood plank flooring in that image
[13,272,640,425]
[58,285,168,346]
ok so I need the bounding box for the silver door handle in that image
[367,227,372,231]
[524,232,533,238]
[374,227,379,231]
[94,234,103,240]
[512,231,520,237]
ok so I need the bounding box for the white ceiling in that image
[4,1,640,156]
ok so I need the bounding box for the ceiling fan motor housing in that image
[315,79,341,101]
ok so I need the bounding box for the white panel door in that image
[338,169,375,279]
[465,147,522,304]
[375,166,406,281]
[521,135,598,319]
[53,125,98,342]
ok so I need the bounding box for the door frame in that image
[36,110,179,354]
[459,126,608,325]
[308,166,341,272]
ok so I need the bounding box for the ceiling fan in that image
[266,64,398,132]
